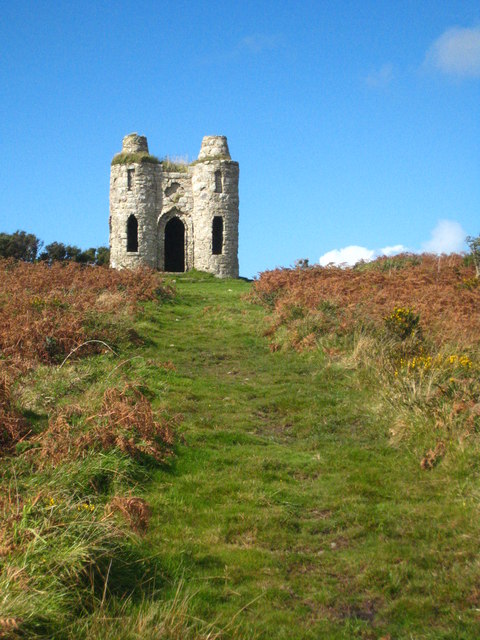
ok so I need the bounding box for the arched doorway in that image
[164,217,185,272]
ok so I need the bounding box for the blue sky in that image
[0,1,478,277]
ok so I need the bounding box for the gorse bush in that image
[384,307,421,341]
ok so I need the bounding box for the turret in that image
[109,133,161,269]
[191,136,239,278]
[197,135,231,161]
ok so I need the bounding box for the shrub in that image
[384,307,421,341]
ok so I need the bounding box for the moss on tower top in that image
[111,152,160,166]
[111,132,160,165]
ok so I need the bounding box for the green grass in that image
[111,152,160,165]
[160,159,189,173]
[6,275,480,638]
[121,276,480,638]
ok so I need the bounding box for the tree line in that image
[0,230,110,265]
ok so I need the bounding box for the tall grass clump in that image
[0,383,179,637]
[160,157,189,173]
[0,374,180,634]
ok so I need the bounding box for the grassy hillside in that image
[1,257,480,638]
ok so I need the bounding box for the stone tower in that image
[109,133,239,278]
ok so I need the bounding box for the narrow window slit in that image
[212,216,223,255]
[214,170,222,193]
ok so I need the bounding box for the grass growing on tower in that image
[111,152,160,165]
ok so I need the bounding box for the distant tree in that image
[39,242,68,263]
[39,242,88,264]
[1,231,110,267]
[65,245,83,262]
[466,234,480,278]
[0,230,42,262]
[77,247,97,264]
[95,246,110,266]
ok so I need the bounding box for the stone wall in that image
[110,133,239,278]
[157,171,194,271]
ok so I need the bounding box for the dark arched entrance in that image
[164,217,185,272]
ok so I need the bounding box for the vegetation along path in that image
[128,273,479,639]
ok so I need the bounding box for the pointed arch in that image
[157,208,194,272]
[164,217,185,272]
[126,214,138,252]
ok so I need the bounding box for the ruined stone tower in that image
[109,133,239,278]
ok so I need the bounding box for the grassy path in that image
[132,275,479,639]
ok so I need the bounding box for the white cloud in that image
[365,63,394,88]
[380,244,407,256]
[319,244,406,267]
[424,26,480,77]
[421,219,466,253]
[319,220,466,267]
[319,246,375,267]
